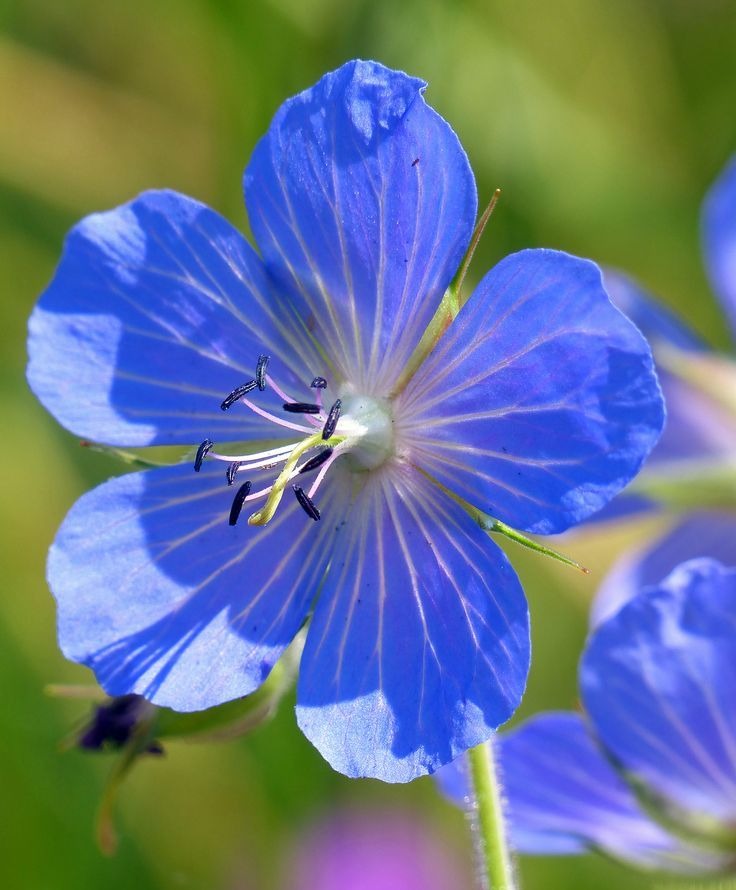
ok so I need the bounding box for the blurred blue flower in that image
[603,155,736,507]
[589,156,736,621]
[440,559,736,874]
[27,60,664,781]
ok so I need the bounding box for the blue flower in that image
[589,155,736,622]
[27,60,664,782]
[440,559,736,873]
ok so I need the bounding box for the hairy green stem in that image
[467,738,518,890]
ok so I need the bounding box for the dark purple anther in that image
[298,448,334,474]
[283,402,321,414]
[194,439,213,471]
[322,399,342,439]
[255,354,270,391]
[229,481,253,526]
[293,485,321,521]
[220,380,258,410]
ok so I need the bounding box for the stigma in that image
[192,357,396,526]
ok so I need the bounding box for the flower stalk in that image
[467,737,518,890]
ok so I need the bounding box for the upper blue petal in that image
[397,249,665,534]
[49,461,344,711]
[582,559,736,827]
[592,511,736,627]
[702,154,736,343]
[244,59,477,395]
[28,189,322,447]
[296,463,530,782]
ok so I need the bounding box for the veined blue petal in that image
[582,559,736,827]
[702,154,736,342]
[244,60,477,395]
[592,512,736,627]
[438,718,729,873]
[398,250,665,534]
[49,462,343,711]
[28,190,321,447]
[498,714,726,872]
[437,715,718,870]
[296,464,529,782]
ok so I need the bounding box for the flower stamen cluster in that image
[193,352,398,528]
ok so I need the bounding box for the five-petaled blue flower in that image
[27,60,664,782]
[440,559,736,873]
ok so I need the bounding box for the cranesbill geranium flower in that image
[440,559,736,873]
[27,60,664,782]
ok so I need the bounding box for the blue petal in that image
[582,559,736,827]
[436,716,727,872]
[398,250,665,534]
[498,714,726,872]
[28,189,321,446]
[592,512,736,627]
[702,154,736,341]
[49,461,342,710]
[296,464,530,782]
[244,60,477,395]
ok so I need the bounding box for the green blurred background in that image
[2,0,736,887]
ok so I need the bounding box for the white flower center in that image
[338,393,395,471]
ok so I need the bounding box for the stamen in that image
[240,396,315,433]
[226,462,240,486]
[229,481,253,526]
[194,439,213,472]
[207,443,295,466]
[292,485,321,521]
[322,399,342,440]
[221,381,258,410]
[283,402,321,414]
[308,443,345,498]
[255,354,270,391]
[298,447,334,474]
[311,377,327,389]
[248,431,327,526]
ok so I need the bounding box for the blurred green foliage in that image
[2,1,736,887]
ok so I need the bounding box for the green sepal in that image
[392,191,501,394]
[478,513,589,574]
[95,702,160,855]
[415,466,588,573]
[79,441,188,469]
